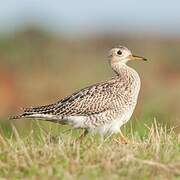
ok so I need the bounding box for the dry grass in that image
[0,120,179,179]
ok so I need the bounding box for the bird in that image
[10,46,147,143]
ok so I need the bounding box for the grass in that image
[0,120,179,180]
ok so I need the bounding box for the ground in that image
[0,120,179,179]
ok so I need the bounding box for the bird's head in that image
[108,46,147,64]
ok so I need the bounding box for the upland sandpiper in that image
[11,46,147,143]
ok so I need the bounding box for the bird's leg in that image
[76,129,88,143]
[119,130,129,144]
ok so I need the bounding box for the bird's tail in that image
[9,113,27,120]
[9,103,57,120]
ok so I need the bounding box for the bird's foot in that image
[115,130,134,144]
[114,137,128,144]
[119,137,128,144]
[74,130,88,144]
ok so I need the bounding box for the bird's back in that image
[13,65,140,122]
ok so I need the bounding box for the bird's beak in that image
[128,55,147,61]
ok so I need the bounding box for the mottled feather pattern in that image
[10,46,143,136]
[13,65,139,120]
[55,78,120,116]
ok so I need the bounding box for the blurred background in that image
[0,0,180,134]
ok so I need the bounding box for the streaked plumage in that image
[11,46,146,138]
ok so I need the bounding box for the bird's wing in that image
[53,76,125,116]
[12,76,126,119]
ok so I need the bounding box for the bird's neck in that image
[111,62,130,75]
[111,62,141,97]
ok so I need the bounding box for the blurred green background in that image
[0,1,180,134]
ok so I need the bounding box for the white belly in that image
[61,108,134,136]
[89,108,134,135]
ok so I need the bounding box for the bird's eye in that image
[117,50,122,55]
